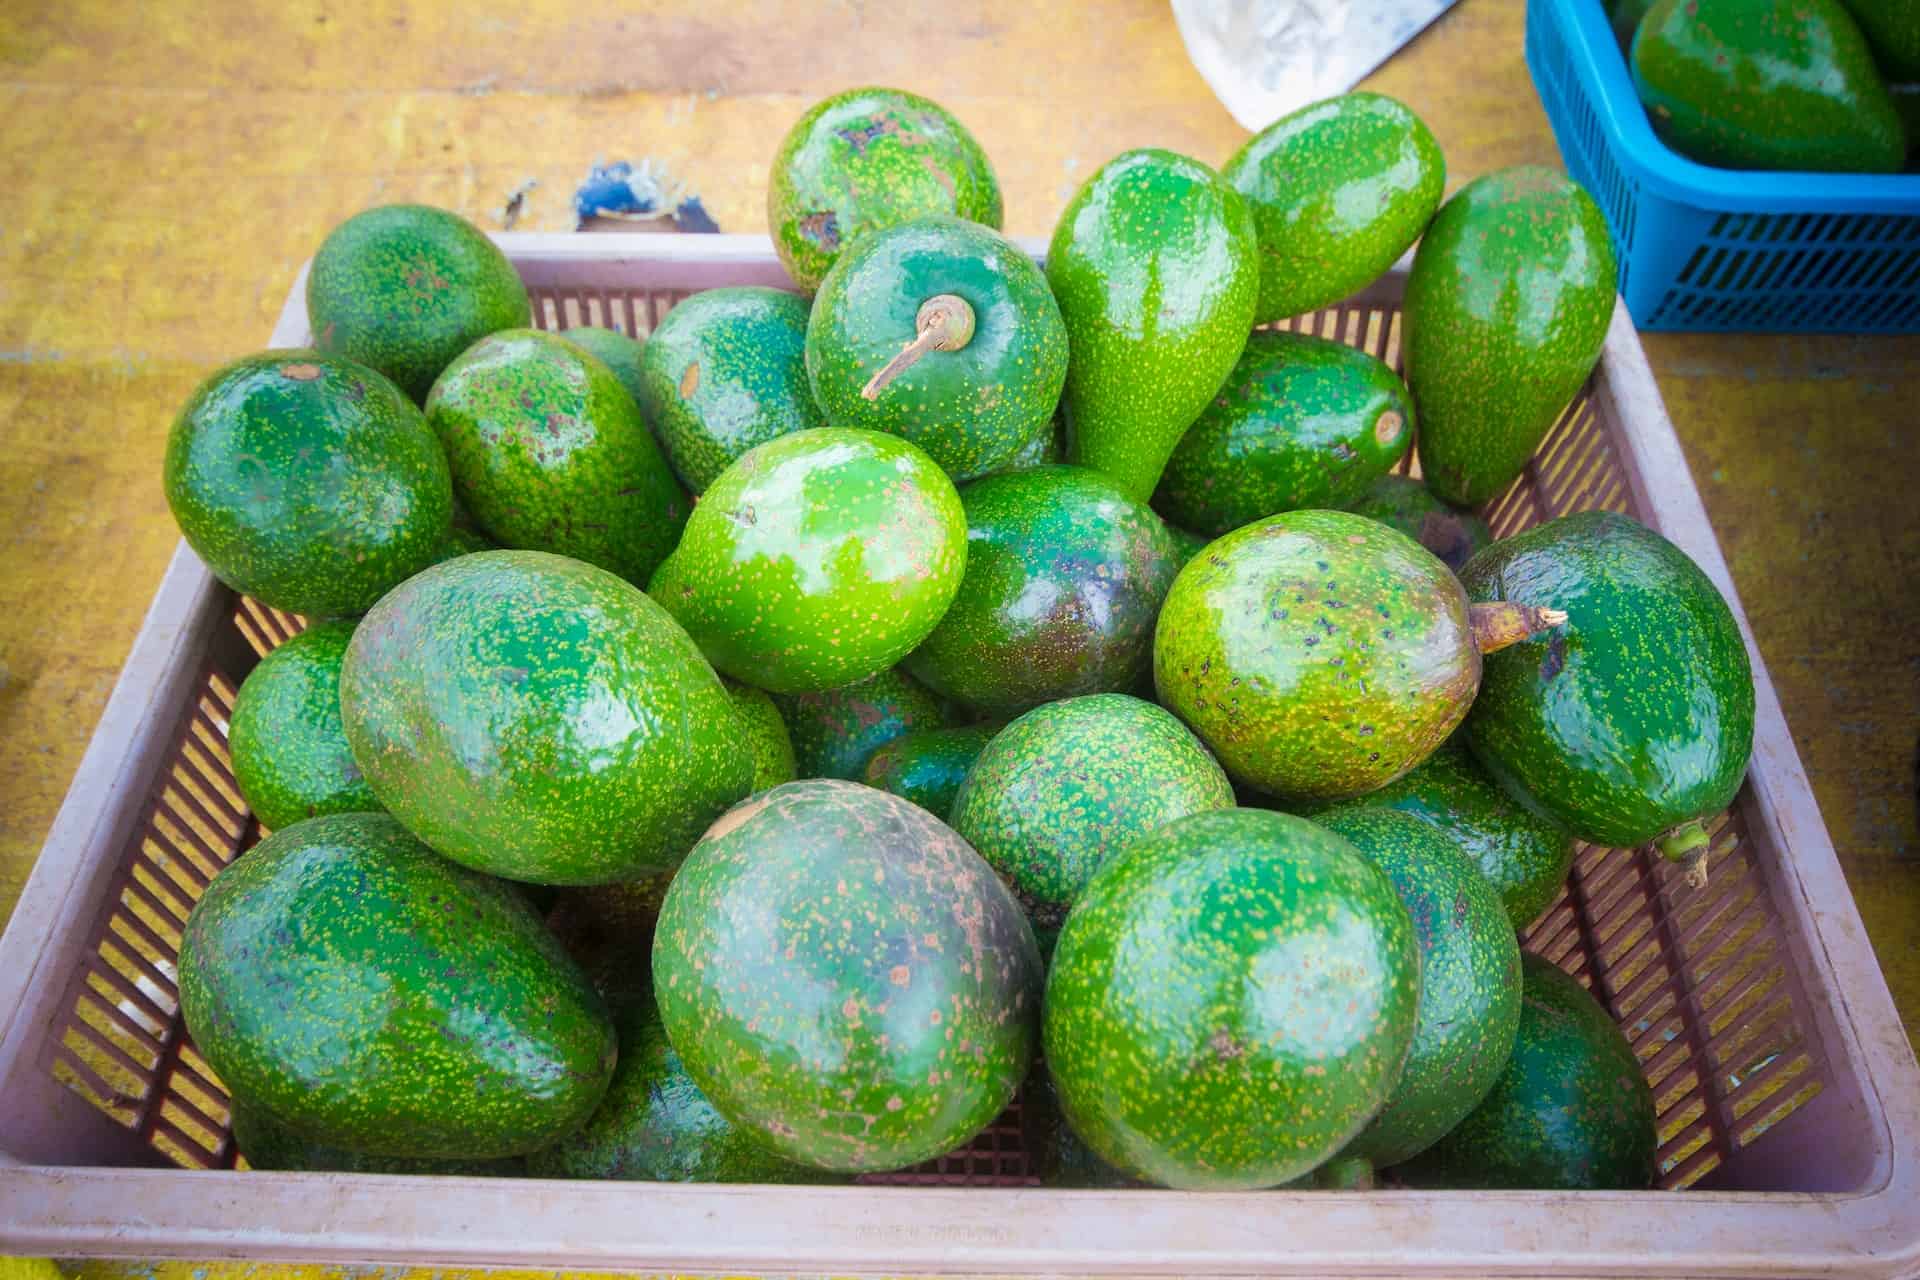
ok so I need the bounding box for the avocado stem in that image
[1312,1156,1376,1191]
[1469,602,1569,655]
[860,294,976,400]
[1654,819,1714,890]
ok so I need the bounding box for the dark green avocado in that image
[1844,0,1920,80]
[560,325,648,410]
[724,677,798,791]
[178,812,615,1159]
[306,204,532,402]
[1346,474,1493,574]
[231,1097,525,1176]
[773,665,955,781]
[228,620,382,832]
[862,724,995,818]
[163,351,452,618]
[1394,952,1657,1190]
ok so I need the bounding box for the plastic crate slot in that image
[71,993,163,1077]
[82,960,171,1045]
[109,900,181,968]
[52,1043,145,1126]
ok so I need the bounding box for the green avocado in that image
[1844,0,1920,80]
[1461,511,1755,869]
[1314,808,1523,1170]
[984,411,1067,477]
[773,666,954,780]
[1023,1072,1147,1189]
[649,428,968,694]
[1221,92,1445,324]
[1153,331,1415,536]
[426,328,688,586]
[1154,509,1492,802]
[1044,809,1419,1190]
[1164,522,1213,565]
[807,217,1068,482]
[1394,952,1657,1190]
[724,677,798,791]
[179,813,615,1159]
[228,620,381,832]
[1404,167,1617,507]
[1313,741,1577,929]
[862,724,995,818]
[653,779,1042,1172]
[1345,474,1493,574]
[637,286,824,494]
[163,351,452,618]
[560,325,647,410]
[307,204,532,402]
[1633,0,1905,173]
[949,694,1235,930]
[905,465,1181,715]
[427,523,496,564]
[340,550,752,885]
[1049,149,1260,502]
[231,1097,524,1176]
[768,87,1003,293]
[1610,0,1657,49]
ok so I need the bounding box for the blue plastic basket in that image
[1525,0,1920,332]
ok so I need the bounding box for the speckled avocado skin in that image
[773,666,954,781]
[1315,808,1523,1169]
[1346,474,1493,574]
[1313,741,1576,929]
[1222,92,1445,324]
[1165,522,1213,566]
[1049,149,1260,503]
[1154,509,1480,802]
[427,523,496,564]
[426,328,688,586]
[1404,167,1616,507]
[768,87,1003,293]
[637,287,823,494]
[340,550,752,885]
[1044,808,1419,1189]
[560,326,647,410]
[648,428,968,694]
[307,204,532,403]
[985,411,1066,477]
[229,620,381,832]
[1461,511,1755,848]
[863,724,996,819]
[1844,0,1920,80]
[1154,332,1415,536]
[178,813,615,1159]
[1395,952,1656,1190]
[1634,0,1905,173]
[807,217,1068,482]
[949,694,1234,928]
[653,779,1042,1172]
[163,351,452,617]
[724,677,798,791]
[906,466,1181,715]
[231,1098,524,1176]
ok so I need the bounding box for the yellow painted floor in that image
[1,0,1916,1276]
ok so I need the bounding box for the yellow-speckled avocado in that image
[773,665,955,780]
[179,813,615,1159]
[228,620,381,832]
[723,677,797,791]
[560,326,647,410]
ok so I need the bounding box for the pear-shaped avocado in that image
[560,326,647,410]
[774,666,955,780]
[723,677,797,791]
[1405,167,1616,507]
[648,428,968,694]
[1346,474,1493,574]
[340,550,752,885]
[807,217,1067,482]
[863,724,996,818]
[906,466,1181,715]
[1049,149,1260,502]
[1633,0,1904,173]
[1154,331,1415,536]
[768,87,1003,293]
[228,620,381,832]
[637,286,824,494]
[1844,0,1920,80]
[426,328,688,586]
[179,813,615,1159]
[1222,92,1445,324]
[163,351,452,618]
[1044,809,1420,1190]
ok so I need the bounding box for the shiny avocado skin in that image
[806,217,1068,483]
[1314,808,1523,1170]
[1312,741,1577,930]
[560,326,647,411]
[723,677,798,791]
[228,620,382,832]
[162,351,453,618]
[1221,92,1446,323]
[340,550,752,885]
[307,204,532,403]
[653,779,1042,1172]
[426,328,688,587]
[1633,0,1905,173]
[1049,148,1260,503]
[1461,511,1754,850]
[1044,809,1419,1190]
[178,813,616,1159]
[905,465,1182,715]
[638,287,824,494]
[862,724,995,818]
[1154,331,1415,536]
[768,87,1003,293]
[1843,0,1920,80]
[1394,952,1657,1190]
[1346,474,1493,574]
[773,666,954,781]
[1404,167,1616,507]
[231,1098,524,1176]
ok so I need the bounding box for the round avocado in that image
[773,666,954,781]
[1345,474,1493,574]
[863,724,996,819]
[228,620,382,832]
[560,325,647,410]
[723,677,797,791]
[231,1097,524,1176]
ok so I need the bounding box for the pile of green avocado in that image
[165,82,1760,1196]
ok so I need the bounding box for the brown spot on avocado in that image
[679,362,700,399]
[280,363,324,381]
[798,211,841,251]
